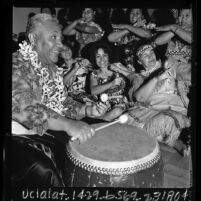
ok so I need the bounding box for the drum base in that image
[63,157,164,187]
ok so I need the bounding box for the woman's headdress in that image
[136,44,153,58]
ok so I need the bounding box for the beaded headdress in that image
[136,45,153,58]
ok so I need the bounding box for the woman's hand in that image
[164,57,178,69]
[110,63,132,77]
[71,63,79,72]
[65,120,95,144]
[89,102,110,117]
[76,18,84,24]
[112,77,122,86]
[156,24,178,32]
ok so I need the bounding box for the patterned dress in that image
[126,61,190,146]
[165,27,192,113]
[91,68,129,110]
[62,58,97,104]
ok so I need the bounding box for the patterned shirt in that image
[12,50,85,135]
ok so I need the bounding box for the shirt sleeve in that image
[12,53,61,135]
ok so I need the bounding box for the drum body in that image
[63,123,164,187]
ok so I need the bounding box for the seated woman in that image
[60,44,97,104]
[108,8,154,71]
[154,9,192,63]
[153,8,192,111]
[122,44,190,147]
[63,8,104,56]
[89,42,129,121]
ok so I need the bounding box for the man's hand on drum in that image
[66,120,95,144]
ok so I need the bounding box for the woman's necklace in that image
[141,60,161,77]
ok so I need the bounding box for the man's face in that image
[138,48,157,70]
[35,21,63,65]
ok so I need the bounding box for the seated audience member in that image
[10,13,109,187]
[89,42,129,121]
[120,44,191,148]
[60,44,96,104]
[154,9,192,64]
[63,8,104,56]
[108,8,153,71]
[154,8,192,110]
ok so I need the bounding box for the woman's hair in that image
[89,41,113,69]
[25,13,60,42]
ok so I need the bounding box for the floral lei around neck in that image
[19,41,67,116]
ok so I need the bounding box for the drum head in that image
[69,123,156,162]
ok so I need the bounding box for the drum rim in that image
[66,141,161,175]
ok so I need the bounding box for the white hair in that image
[26,13,60,39]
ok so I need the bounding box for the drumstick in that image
[100,93,123,102]
[71,114,129,141]
[95,114,128,131]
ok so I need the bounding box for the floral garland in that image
[19,41,67,116]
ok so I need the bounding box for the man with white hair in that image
[10,13,108,187]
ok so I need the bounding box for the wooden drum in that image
[63,123,164,187]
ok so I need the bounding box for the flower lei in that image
[19,41,67,116]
